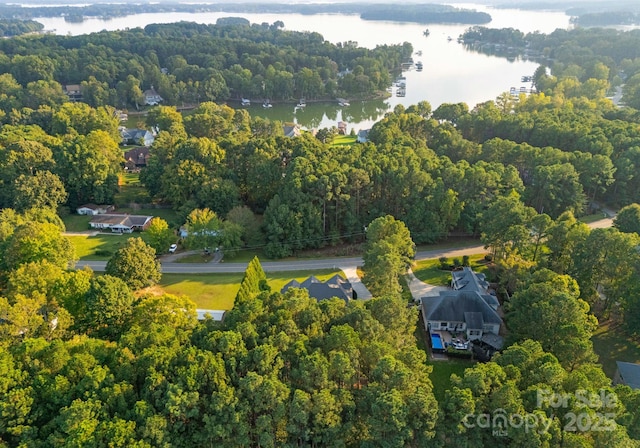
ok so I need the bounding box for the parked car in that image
[169,244,178,253]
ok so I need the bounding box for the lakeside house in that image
[143,86,163,106]
[121,128,155,146]
[356,129,370,143]
[283,123,302,138]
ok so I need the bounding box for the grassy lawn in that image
[62,214,92,232]
[415,237,482,252]
[415,313,473,401]
[332,134,356,146]
[114,172,151,205]
[592,321,640,379]
[68,234,133,260]
[579,213,609,224]
[429,359,474,402]
[413,253,489,286]
[159,269,344,310]
[160,273,243,310]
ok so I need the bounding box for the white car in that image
[169,244,178,253]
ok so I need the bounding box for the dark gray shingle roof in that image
[281,275,352,302]
[423,290,502,326]
[452,267,489,293]
[616,361,640,389]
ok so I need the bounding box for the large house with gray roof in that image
[281,275,353,302]
[422,267,503,348]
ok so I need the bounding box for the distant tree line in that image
[0,19,43,37]
[0,22,409,108]
[0,2,491,25]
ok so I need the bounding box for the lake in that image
[35,4,572,131]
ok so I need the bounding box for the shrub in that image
[438,256,448,269]
[462,255,470,266]
[94,249,113,257]
[484,254,493,262]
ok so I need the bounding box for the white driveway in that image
[405,268,449,302]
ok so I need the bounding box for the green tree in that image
[81,275,136,339]
[105,237,160,290]
[363,215,415,297]
[1,221,76,273]
[226,205,264,248]
[506,269,598,369]
[236,256,268,303]
[183,208,221,250]
[13,171,67,212]
[480,191,537,259]
[145,217,176,254]
[614,203,640,234]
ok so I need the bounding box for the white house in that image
[143,87,163,106]
[121,128,155,147]
[89,214,154,233]
[76,204,113,215]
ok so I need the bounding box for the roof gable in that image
[281,275,352,302]
[452,267,490,293]
[423,290,502,326]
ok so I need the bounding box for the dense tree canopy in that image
[105,237,161,290]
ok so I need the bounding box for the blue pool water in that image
[431,333,444,350]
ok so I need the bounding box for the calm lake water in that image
[35,4,572,131]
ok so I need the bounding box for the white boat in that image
[337,98,350,106]
[263,100,272,108]
[241,98,250,106]
[296,98,306,108]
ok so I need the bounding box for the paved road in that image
[75,216,611,275]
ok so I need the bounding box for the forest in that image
[0,21,410,106]
[1,20,640,447]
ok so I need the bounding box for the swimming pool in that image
[431,333,444,351]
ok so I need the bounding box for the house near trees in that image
[356,129,370,143]
[422,267,504,352]
[123,147,151,170]
[63,84,82,102]
[143,86,163,106]
[283,123,302,138]
[281,275,354,302]
[89,214,154,233]
[120,128,154,146]
[76,204,114,215]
